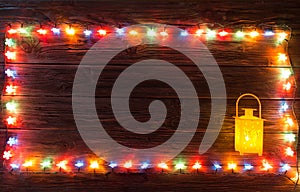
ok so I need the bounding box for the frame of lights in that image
[1,22,298,183]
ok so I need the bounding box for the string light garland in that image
[1,23,298,184]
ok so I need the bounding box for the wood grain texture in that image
[0,0,300,191]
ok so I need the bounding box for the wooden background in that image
[0,0,300,191]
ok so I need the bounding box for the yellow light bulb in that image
[90,161,99,169]
[56,160,68,170]
[262,160,272,171]
[277,32,287,41]
[249,31,259,38]
[124,161,132,169]
[158,162,168,169]
[23,160,33,167]
[285,147,294,157]
[278,53,287,62]
[66,27,75,36]
[129,30,138,36]
[285,116,294,127]
[228,163,237,170]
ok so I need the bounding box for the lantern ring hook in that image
[236,93,262,118]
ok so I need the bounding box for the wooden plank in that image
[1,96,296,131]
[2,64,296,99]
[6,38,289,66]
[0,173,294,191]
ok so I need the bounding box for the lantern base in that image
[238,151,263,156]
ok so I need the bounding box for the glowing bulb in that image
[277,32,287,41]
[66,27,75,36]
[262,160,272,171]
[192,162,202,170]
[18,27,28,34]
[5,38,15,47]
[56,160,68,170]
[109,162,118,168]
[116,28,125,35]
[51,28,60,35]
[124,161,132,169]
[158,162,168,169]
[180,30,189,36]
[285,116,294,127]
[291,173,299,183]
[281,163,291,172]
[6,85,17,95]
[278,53,287,62]
[7,137,18,146]
[10,163,20,169]
[90,161,99,169]
[160,31,168,37]
[83,29,92,36]
[97,29,107,36]
[6,101,18,112]
[285,133,296,142]
[41,160,52,169]
[5,51,16,60]
[244,163,253,171]
[147,29,157,37]
[285,147,294,157]
[23,160,33,167]
[140,162,150,169]
[8,28,17,34]
[283,82,291,91]
[129,30,138,36]
[249,30,259,38]
[5,69,17,78]
[218,30,228,37]
[195,29,204,36]
[264,31,275,36]
[206,29,216,39]
[3,150,13,160]
[235,31,245,38]
[37,28,47,35]
[75,161,84,168]
[281,69,292,79]
[281,102,289,112]
[175,163,186,170]
[228,163,237,170]
[213,163,222,170]
[6,116,16,125]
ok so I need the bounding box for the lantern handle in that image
[236,93,261,118]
